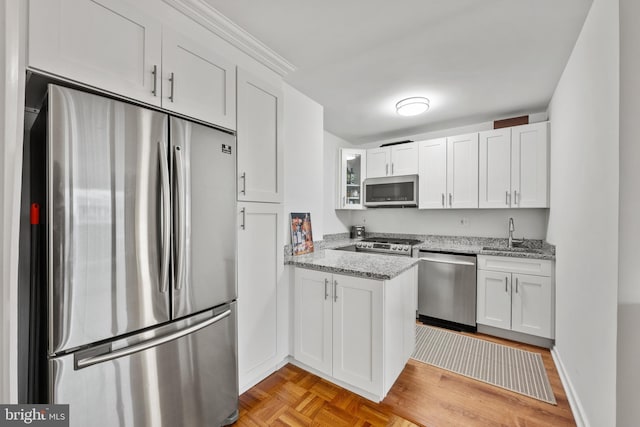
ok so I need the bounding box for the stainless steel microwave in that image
[363,175,418,207]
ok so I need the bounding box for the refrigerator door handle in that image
[174,146,186,290]
[158,141,170,293]
[75,309,231,369]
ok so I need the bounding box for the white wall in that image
[0,0,26,403]
[323,131,354,235]
[617,0,640,424]
[283,83,324,242]
[546,0,619,425]
[352,208,547,239]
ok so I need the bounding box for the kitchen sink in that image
[482,246,546,254]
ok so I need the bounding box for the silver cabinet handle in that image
[324,278,329,300]
[385,164,389,176]
[174,146,186,291]
[515,277,519,293]
[506,190,509,206]
[240,172,246,195]
[505,276,509,293]
[76,310,231,369]
[169,72,175,102]
[514,190,519,206]
[449,193,453,207]
[333,280,338,302]
[152,65,158,96]
[343,196,346,207]
[441,193,445,207]
[158,141,170,293]
[240,208,246,230]
[392,163,394,175]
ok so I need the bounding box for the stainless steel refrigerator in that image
[30,84,238,426]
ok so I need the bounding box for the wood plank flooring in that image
[234,329,575,426]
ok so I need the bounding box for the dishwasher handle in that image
[419,257,476,266]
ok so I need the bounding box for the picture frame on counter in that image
[290,212,314,255]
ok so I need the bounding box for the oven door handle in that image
[419,257,475,266]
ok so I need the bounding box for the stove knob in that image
[392,245,398,250]
[356,242,362,247]
[404,246,410,251]
[368,243,374,248]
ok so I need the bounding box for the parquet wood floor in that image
[234,329,576,427]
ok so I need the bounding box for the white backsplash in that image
[350,208,548,240]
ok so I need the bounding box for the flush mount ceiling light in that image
[396,97,430,116]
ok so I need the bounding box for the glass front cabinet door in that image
[337,149,367,210]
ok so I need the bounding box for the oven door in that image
[363,175,418,207]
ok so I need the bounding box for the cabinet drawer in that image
[477,255,552,276]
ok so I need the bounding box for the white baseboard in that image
[239,356,290,394]
[551,347,589,427]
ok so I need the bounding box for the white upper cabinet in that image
[418,134,478,209]
[390,143,419,176]
[237,69,283,203]
[512,122,549,207]
[29,0,238,129]
[447,133,479,208]
[366,143,418,178]
[162,30,236,130]
[479,122,549,208]
[418,138,447,209]
[366,147,391,178]
[337,149,367,210]
[29,0,162,107]
[479,128,512,208]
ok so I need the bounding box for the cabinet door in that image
[479,129,512,208]
[237,69,283,203]
[294,269,333,376]
[511,274,553,338]
[447,133,479,208]
[391,143,418,176]
[338,149,367,209]
[367,148,390,178]
[237,202,284,391]
[418,138,447,209]
[162,30,236,129]
[511,122,549,208]
[29,0,161,106]
[477,270,512,330]
[332,275,383,394]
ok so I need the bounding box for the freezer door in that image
[171,117,237,318]
[50,303,238,427]
[47,85,171,354]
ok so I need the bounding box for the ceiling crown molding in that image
[163,0,297,76]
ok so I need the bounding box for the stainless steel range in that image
[354,237,422,256]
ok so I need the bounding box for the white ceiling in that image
[204,0,592,144]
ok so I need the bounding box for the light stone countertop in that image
[285,249,419,280]
[284,234,555,279]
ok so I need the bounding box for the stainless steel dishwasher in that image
[417,251,477,332]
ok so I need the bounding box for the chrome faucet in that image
[508,217,523,248]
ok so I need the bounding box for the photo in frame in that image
[290,212,314,255]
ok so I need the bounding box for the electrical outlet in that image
[460,217,469,226]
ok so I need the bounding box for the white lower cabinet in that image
[293,266,416,402]
[237,202,284,392]
[477,256,554,339]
